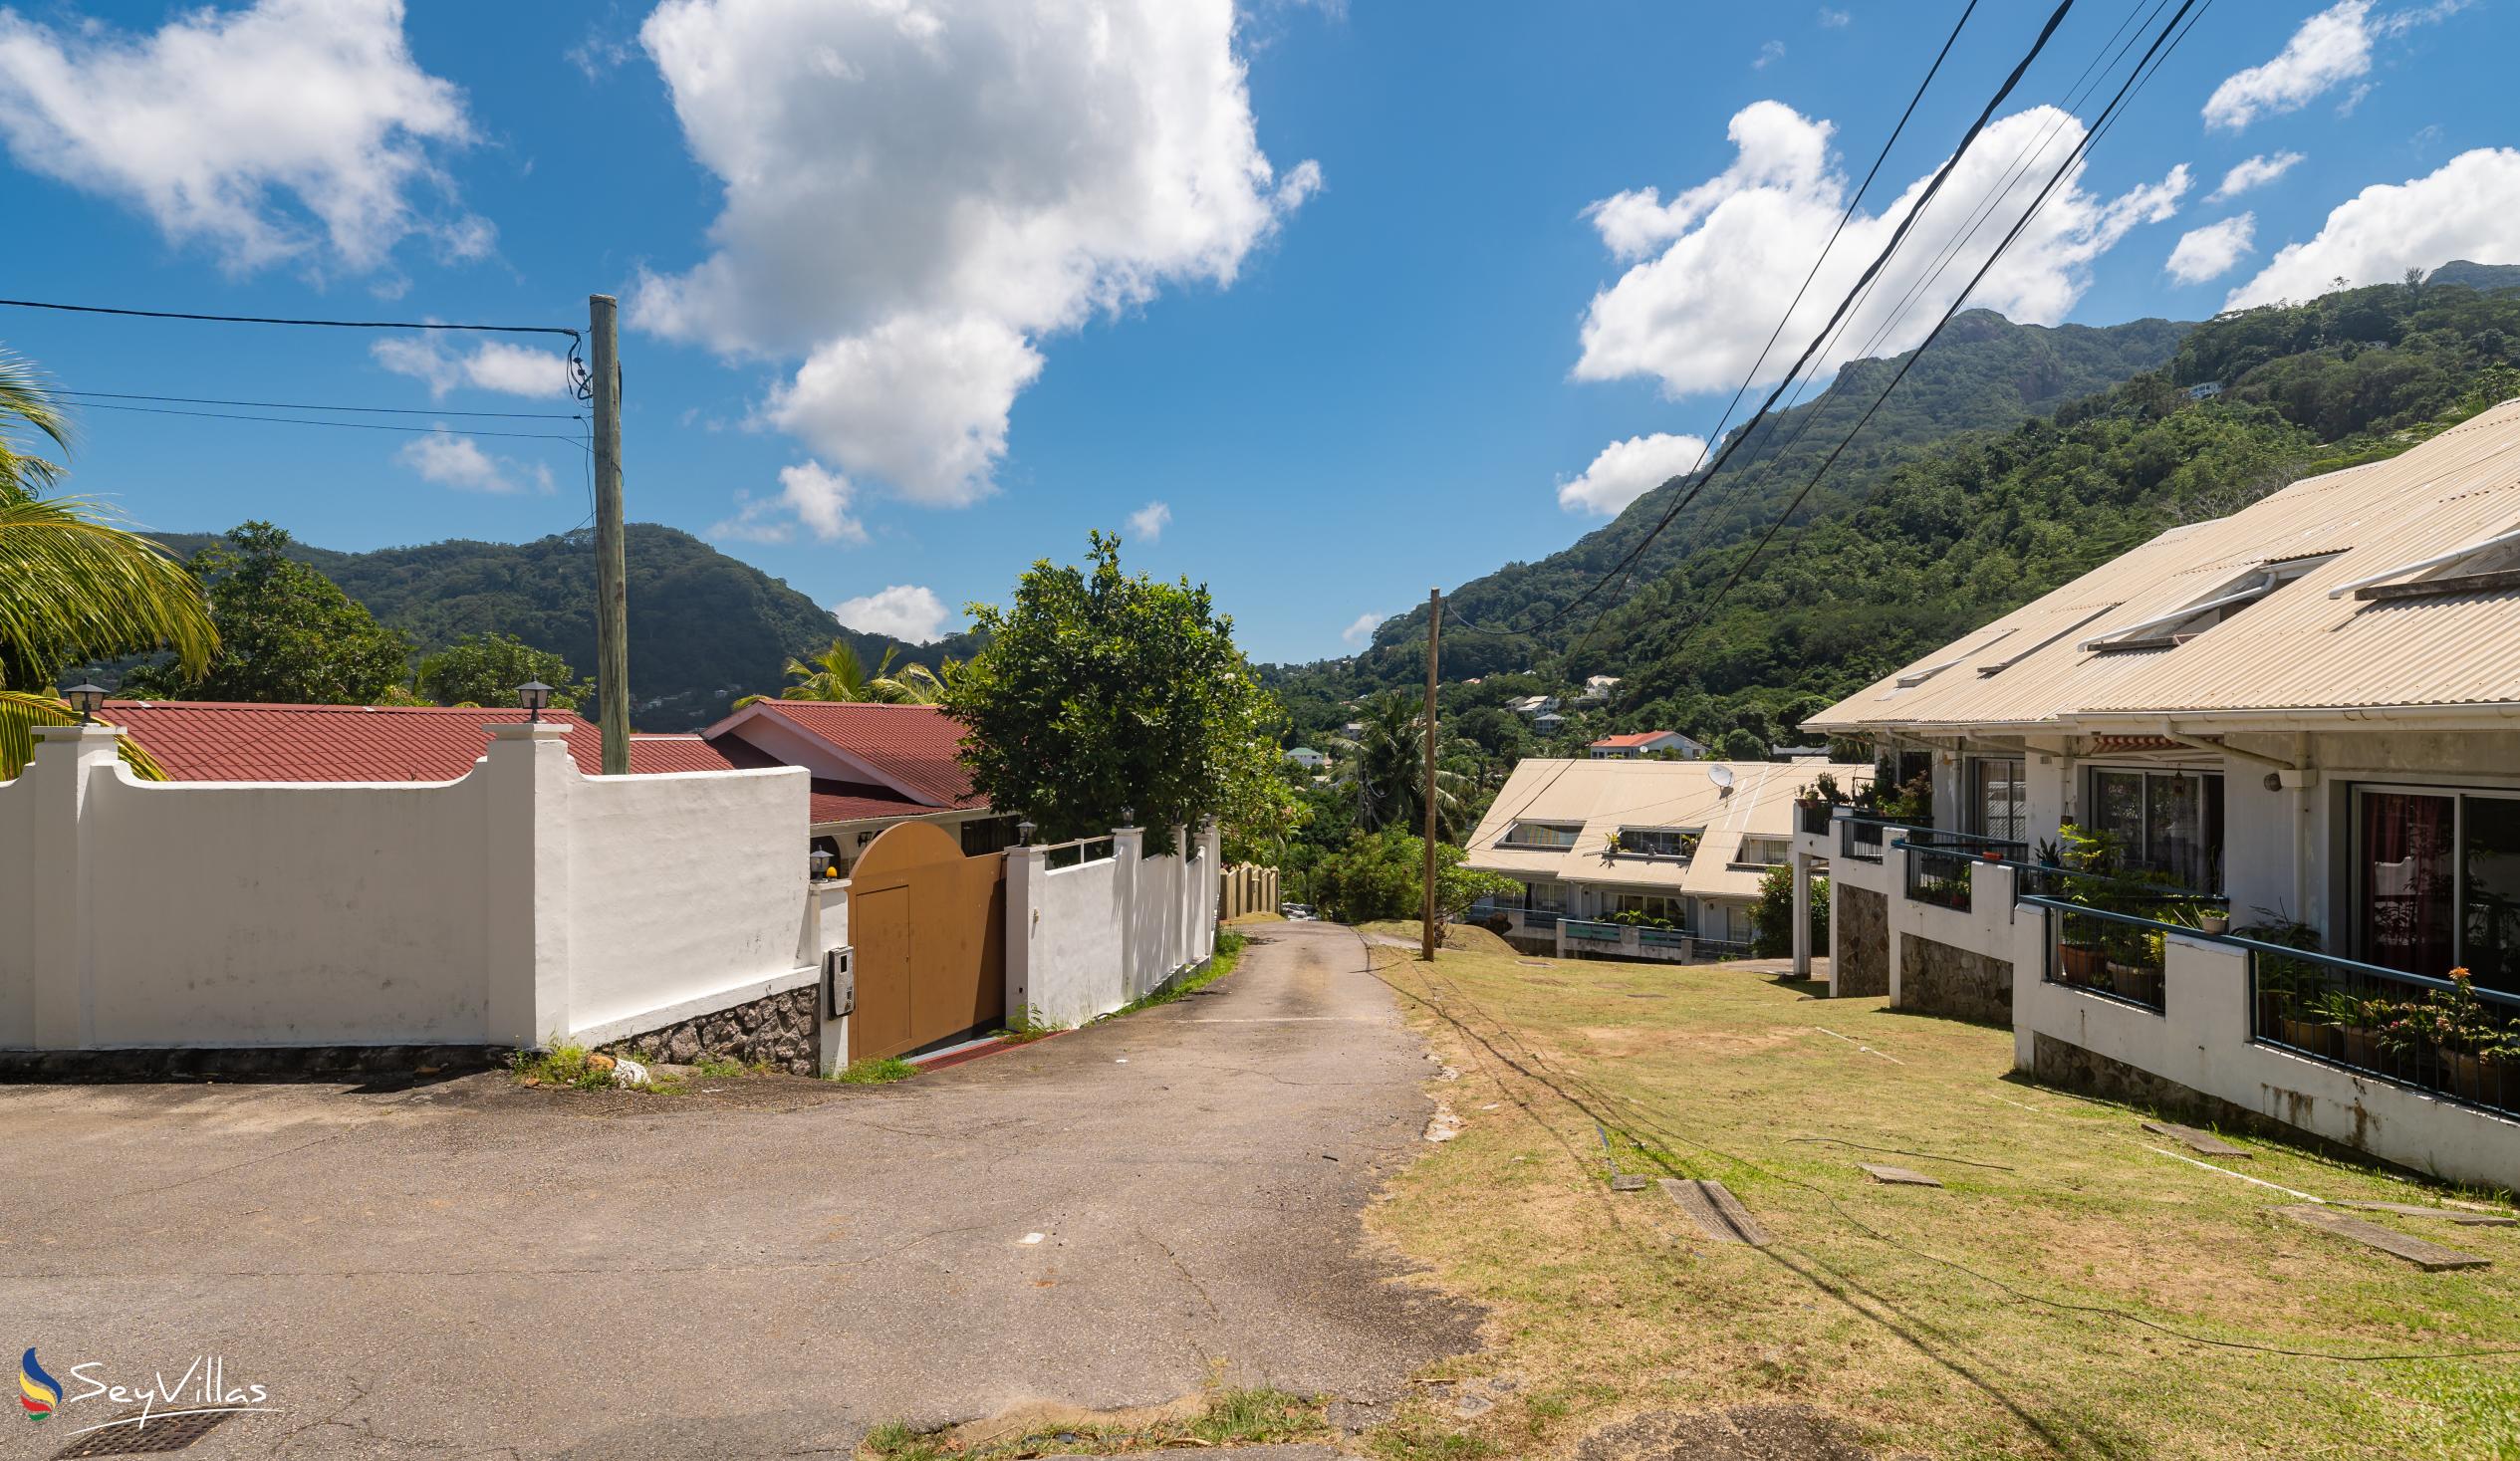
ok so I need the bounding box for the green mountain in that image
[131,525,983,730]
[1272,276,2520,762]
[2426,259,2520,293]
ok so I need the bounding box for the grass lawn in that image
[1354,933,2520,1461]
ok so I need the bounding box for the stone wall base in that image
[0,1045,500,1083]
[1835,885,1889,997]
[1896,933,2012,1027]
[2026,1032,2409,1172]
[604,985,820,1077]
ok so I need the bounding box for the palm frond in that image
[0,349,71,498]
[0,491,216,679]
[0,689,168,782]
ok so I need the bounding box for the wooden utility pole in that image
[590,294,630,776]
[1420,587,1442,962]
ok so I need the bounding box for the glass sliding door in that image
[2084,767,2225,890]
[2356,789,2520,994]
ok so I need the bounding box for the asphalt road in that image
[0,921,1479,1459]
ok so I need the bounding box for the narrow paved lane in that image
[0,921,1480,1459]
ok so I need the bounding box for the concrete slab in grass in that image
[2280,1205,2492,1271]
[1659,1178,1771,1246]
[2341,1201,2519,1227]
[1859,1162,1943,1187]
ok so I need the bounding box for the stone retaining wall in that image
[1895,933,2012,1027]
[604,986,821,1076]
[1834,886,1889,997]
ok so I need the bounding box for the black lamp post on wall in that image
[516,680,555,723]
[62,683,108,724]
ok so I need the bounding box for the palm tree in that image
[873,655,960,705]
[0,351,213,778]
[780,638,898,702]
[1328,691,1476,838]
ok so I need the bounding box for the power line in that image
[67,398,594,449]
[0,295,596,400]
[55,388,582,422]
[1529,0,2078,642]
[1638,0,2208,671]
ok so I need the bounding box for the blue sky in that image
[2,0,2514,664]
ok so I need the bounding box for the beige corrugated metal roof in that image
[1805,396,2520,734]
[1462,759,1868,900]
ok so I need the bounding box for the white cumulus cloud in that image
[1557,433,1710,517]
[0,0,485,274]
[2166,214,2256,285]
[631,0,1317,535]
[2224,148,2520,309]
[1341,611,1386,648]
[713,461,868,545]
[1128,501,1173,543]
[1818,8,1852,28]
[834,584,952,643]
[2207,151,2305,202]
[396,431,554,495]
[2201,1,2466,131]
[373,336,572,398]
[1575,101,2189,399]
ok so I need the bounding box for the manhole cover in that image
[52,1408,232,1457]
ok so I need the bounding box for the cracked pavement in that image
[0,921,1480,1459]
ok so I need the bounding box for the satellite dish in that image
[1708,764,1736,792]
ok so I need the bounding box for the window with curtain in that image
[2357,789,2520,992]
[1970,757,2026,843]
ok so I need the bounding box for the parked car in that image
[1280,902,1317,921]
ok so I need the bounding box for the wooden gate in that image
[845,820,1007,1063]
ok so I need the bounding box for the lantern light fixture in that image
[63,683,108,724]
[516,680,556,722]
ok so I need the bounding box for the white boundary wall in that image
[0,722,814,1051]
[1005,823,1222,1027]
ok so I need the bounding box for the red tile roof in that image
[808,783,936,825]
[707,701,982,809]
[98,701,741,783]
[1591,730,1683,749]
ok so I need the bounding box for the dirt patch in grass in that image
[1355,940,2520,1460]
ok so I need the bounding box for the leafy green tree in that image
[1310,829,1518,925]
[126,523,410,704]
[1750,864,1827,959]
[414,631,590,710]
[1327,691,1476,837]
[943,531,1282,855]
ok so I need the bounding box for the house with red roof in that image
[94,700,740,782]
[699,700,1015,874]
[1587,730,1707,761]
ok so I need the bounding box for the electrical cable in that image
[55,388,582,421]
[63,398,594,449]
[1529,0,2078,640]
[1596,0,2208,670]
[0,296,596,401]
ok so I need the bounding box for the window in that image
[1735,837,1789,866]
[2355,788,2520,993]
[1507,822,1582,849]
[1615,893,1686,925]
[1619,826,1699,858]
[1969,757,2026,843]
[959,816,1021,856]
[2085,768,2224,890]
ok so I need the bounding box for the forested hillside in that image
[130,525,984,730]
[1270,270,2520,762]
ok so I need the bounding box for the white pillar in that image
[1003,841,1048,1025]
[1113,825,1146,998]
[481,722,574,1049]
[1790,850,1814,977]
[27,724,125,1050]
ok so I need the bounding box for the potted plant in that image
[2198,910,2230,936]
[2312,989,2376,1066]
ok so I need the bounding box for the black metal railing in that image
[1902,827,2030,861]
[1043,837,1117,870]
[2248,942,2520,1118]
[1798,800,1837,836]
[1467,900,1563,931]
[1839,817,1888,862]
[2029,896,2174,1013]
[1900,841,1975,910]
